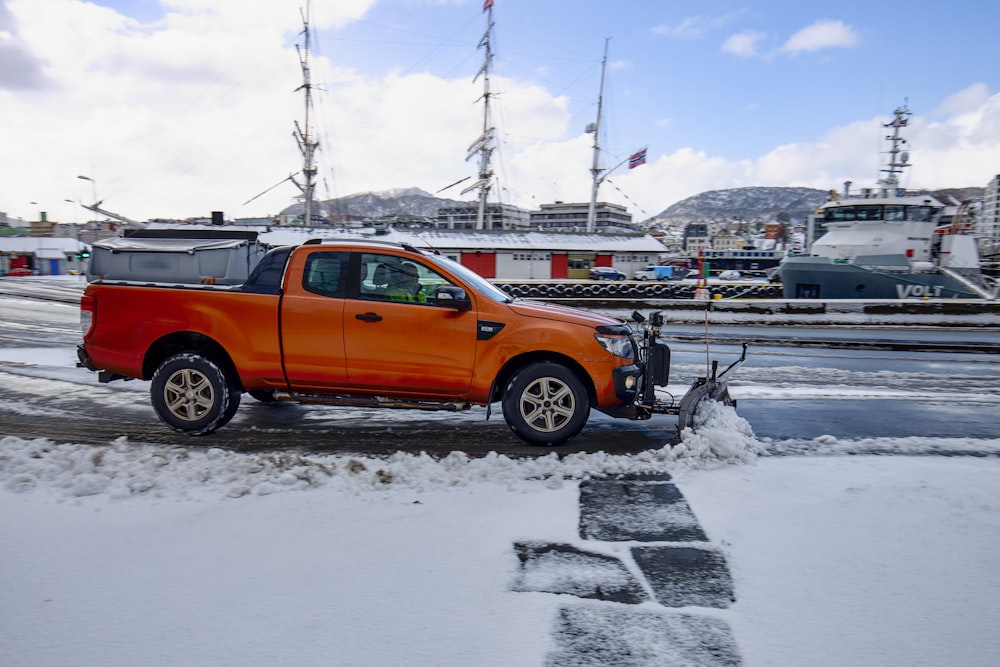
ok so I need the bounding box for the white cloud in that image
[934,83,991,117]
[651,13,743,40]
[318,70,573,205]
[781,19,860,55]
[2,1,996,225]
[721,30,767,58]
[564,92,1000,219]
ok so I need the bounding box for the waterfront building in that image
[528,201,633,232]
[437,203,530,230]
[979,174,1000,246]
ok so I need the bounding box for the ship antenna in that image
[879,100,911,196]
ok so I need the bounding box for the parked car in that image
[632,265,674,281]
[589,266,626,280]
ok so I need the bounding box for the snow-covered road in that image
[3,280,1000,665]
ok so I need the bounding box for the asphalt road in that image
[2,284,998,454]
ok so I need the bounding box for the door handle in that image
[355,312,383,322]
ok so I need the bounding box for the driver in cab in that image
[386,261,426,303]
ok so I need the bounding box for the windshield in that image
[427,254,512,303]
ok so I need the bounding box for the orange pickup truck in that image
[77,239,745,445]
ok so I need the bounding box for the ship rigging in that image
[462,0,496,230]
[292,3,319,227]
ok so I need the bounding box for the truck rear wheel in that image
[218,380,242,427]
[502,362,589,446]
[151,353,231,435]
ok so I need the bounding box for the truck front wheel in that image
[502,362,589,446]
[151,353,231,436]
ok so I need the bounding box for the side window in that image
[358,253,451,305]
[303,251,348,297]
[241,246,292,295]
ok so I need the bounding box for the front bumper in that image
[611,363,641,403]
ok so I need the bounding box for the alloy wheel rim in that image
[164,368,215,421]
[519,376,574,433]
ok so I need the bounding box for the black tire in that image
[502,362,590,446]
[150,352,231,436]
[218,382,242,427]
[248,389,277,403]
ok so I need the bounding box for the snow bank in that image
[0,403,764,500]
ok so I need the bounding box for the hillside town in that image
[2,176,999,285]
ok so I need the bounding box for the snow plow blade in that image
[614,311,749,440]
[637,341,748,438]
[674,342,748,435]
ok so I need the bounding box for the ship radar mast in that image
[461,1,496,230]
[879,102,911,197]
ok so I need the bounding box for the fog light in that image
[624,375,636,390]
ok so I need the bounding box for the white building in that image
[251,226,667,280]
[0,237,90,276]
[436,203,530,231]
[529,201,634,232]
[979,174,1000,248]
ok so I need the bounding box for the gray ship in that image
[779,104,994,300]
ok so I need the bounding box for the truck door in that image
[343,252,478,395]
[281,251,351,390]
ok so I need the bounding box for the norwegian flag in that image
[483,0,493,12]
[628,147,647,169]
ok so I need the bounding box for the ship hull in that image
[779,256,978,299]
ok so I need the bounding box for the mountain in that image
[651,185,986,227]
[652,187,830,226]
[281,184,987,227]
[282,187,468,221]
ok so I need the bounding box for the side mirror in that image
[434,285,472,311]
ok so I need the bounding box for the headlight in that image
[594,332,635,359]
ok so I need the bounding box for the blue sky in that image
[2,0,998,222]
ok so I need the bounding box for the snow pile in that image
[761,434,1000,457]
[0,404,766,501]
[674,399,763,464]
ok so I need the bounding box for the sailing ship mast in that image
[292,3,319,226]
[585,39,609,233]
[462,0,496,230]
